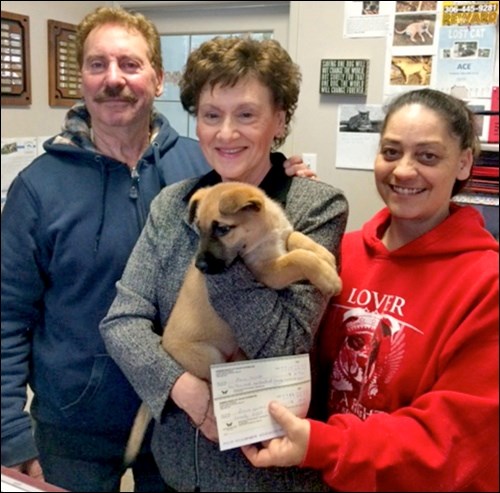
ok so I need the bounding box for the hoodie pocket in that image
[59,354,110,417]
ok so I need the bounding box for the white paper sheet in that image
[1,137,37,205]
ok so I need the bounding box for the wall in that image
[1,1,105,137]
[288,2,385,230]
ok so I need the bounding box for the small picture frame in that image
[48,19,81,107]
[1,11,31,106]
[320,59,369,96]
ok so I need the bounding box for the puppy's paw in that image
[317,264,342,298]
[315,248,336,269]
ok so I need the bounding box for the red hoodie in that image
[303,204,499,492]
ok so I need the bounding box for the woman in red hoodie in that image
[242,88,499,492]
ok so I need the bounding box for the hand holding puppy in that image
[171,372,218,442]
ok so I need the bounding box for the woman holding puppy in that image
[242,89,499,492]
[100,36,348,491]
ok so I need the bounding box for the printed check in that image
[210,354,311,451]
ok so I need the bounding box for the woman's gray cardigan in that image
[100,173,348,492]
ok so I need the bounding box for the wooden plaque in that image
[1,11,31,106]
[48,20,81,107]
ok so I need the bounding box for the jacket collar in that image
[184,151,293,206]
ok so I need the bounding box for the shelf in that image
[453,193,499,206]
[479,142,499,152]
[459,144,498,206]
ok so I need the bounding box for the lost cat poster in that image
[434,23,497,98]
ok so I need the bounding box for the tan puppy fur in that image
[124,182,342,465]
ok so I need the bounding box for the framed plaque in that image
[320,59,369,96]
[1,11,31,106]
[48,20,81,107]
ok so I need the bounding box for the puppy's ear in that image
[188,198,199,224]
[219,189,263,215]
[188,188,208,224]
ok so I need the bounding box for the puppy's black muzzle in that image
[195,251,227,274]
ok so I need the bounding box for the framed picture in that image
[320,59,369,96]
[1,11,31,106]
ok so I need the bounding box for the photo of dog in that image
[391,56,432,86]
[124,181,342,465]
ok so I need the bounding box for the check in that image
[210,354,311,451]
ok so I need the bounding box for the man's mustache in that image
[94,87,137,103]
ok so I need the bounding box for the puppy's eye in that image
[213,223,234,237]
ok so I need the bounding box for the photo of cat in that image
[339,108,381,133]
[391,56,432,86]
[393,15,436,46]
[453,41,478,58]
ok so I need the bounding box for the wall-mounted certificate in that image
[211,354,311,451]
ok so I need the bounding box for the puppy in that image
[124,181,342,465]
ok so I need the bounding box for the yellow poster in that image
[442,1,499,26]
